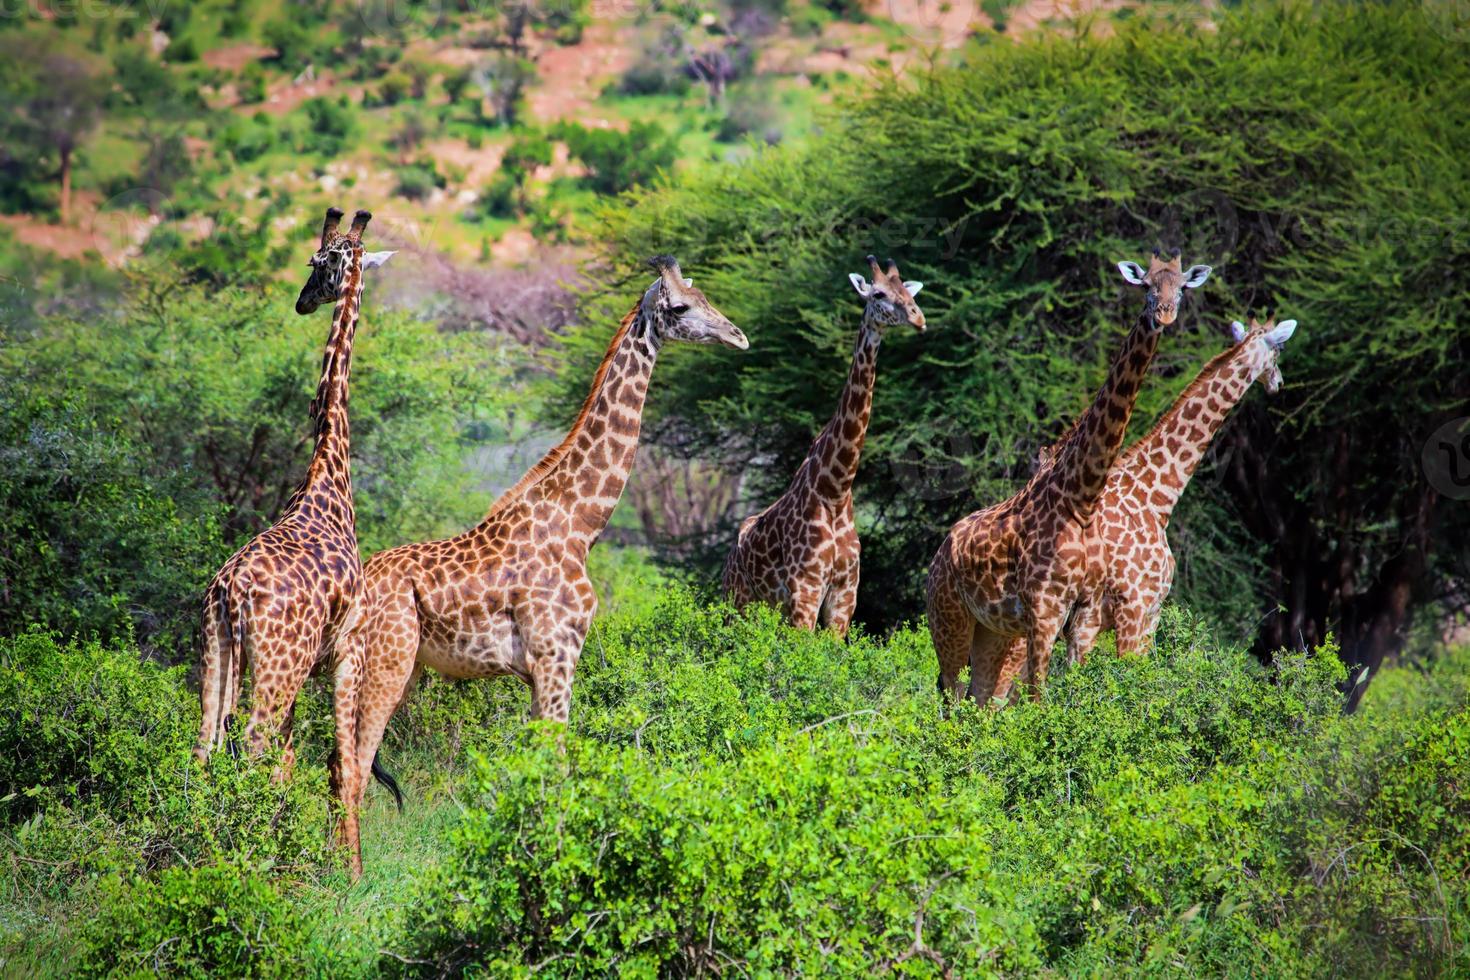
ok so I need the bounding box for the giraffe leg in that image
[1066,600,1104,668]
[1017,605,1067,703]
[352,601,422,810]
[277,700,299,782]
[721,546,751,611]
[990,634,1028,702]
[525,620,588,724]
[967,628,1021,704]
[819,560,858,639]
[784,574,826,631]
[243,617,321,771]
[926,570,974,703]
[329,644,364,879]
[1113,600,1155,657]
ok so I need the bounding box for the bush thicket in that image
[2,592,1466,974]
[391,588,1470,976]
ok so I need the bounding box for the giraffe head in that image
[1229,315,1299,394]
[641,255,748,349]
[848,255,926,332]
[1117,248,1211,327]
[295,207,396,315]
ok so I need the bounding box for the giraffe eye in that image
[670,303,689,315]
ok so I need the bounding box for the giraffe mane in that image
[1117,340,1246,469]
[482,302,640,519]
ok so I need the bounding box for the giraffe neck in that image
[1043,312,1162,521]
[1120,342,1259,524]
[796,320,881,504]
[286,258,363,524]
[496,303,660,552]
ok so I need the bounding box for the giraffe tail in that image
[220,574,251,757]
[371,753,404,812]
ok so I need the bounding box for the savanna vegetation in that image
[1,0,1467,974]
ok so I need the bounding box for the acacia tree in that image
[557,1,1470,692]
[0,34,106,224]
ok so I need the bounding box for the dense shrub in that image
[0,389,226,651]
[393,729,1040,976]
[74,862,321,978]
[557,121,678,196]
[570,588,934,758]
[392,602,1469,975]
[0,632,334,884]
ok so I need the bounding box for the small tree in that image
[0,34,106,223]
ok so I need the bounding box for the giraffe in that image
[924,249,1211,704]
[194,207,394,808]
[1019,315,1300,670]
[721,256,925,636]
[331,256,746,872]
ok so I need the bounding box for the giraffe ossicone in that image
[722,255,926,636]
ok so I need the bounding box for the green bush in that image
[393,163,444,202]
[296,97,356,156]
[0,630,193,820]
[0,631,335,879]
[394,728,1040,976]
[74,862,322,978]
[570,587,933,758]
[392,608,1469,975]
[557,120,678,196]
[0,389,226,651]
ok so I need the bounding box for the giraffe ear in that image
[1264,319,1297,350]
[849,273,871,298]
[1230,320,1249,345]
[362,250,397,269]
[1117,261,1147,285]
[903,280,923,296]
[682,278,693,288]
[1182,264,1212,288]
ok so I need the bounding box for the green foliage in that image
[0,631,334,884]
[0,30,107,217]
[1,595,1467,975]
[395,728,1039,976]
[295,97,357,156]
[393,161,445,202]
[571,588,934,757]
[557,120,678,196]
[0,388,225,649]
[392,593,1470,975]
[377,70,413,106]
[216,112,276,164]
[74,862,319,979]
[263,17,321,72]
[565,0,1470,656]
[0,630,194,820]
